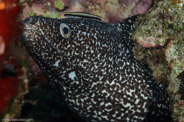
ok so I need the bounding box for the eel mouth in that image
[21,16,43,43]
[21,16,67,68]
[22,17,49,51]
[22,16,65,57]
[21,16,67,87]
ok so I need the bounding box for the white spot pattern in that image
[68,71,76,80]
[22,15,172,122]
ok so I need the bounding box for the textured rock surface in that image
[21,0,153,22]
[133,0,184,121]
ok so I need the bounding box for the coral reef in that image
[1,0,184,121]
[133,0,184,121]
[21,0,152,22]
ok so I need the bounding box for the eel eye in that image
[60,23,71,38]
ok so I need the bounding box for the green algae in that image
[54,0,64,11]
[43,11,61,19]
[28,11,36,16]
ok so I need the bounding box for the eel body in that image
[21,13,172,122]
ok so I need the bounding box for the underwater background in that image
[0,0,184,121]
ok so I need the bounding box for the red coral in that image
[0,0,21,114]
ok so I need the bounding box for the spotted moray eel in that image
[21,13,172,122]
